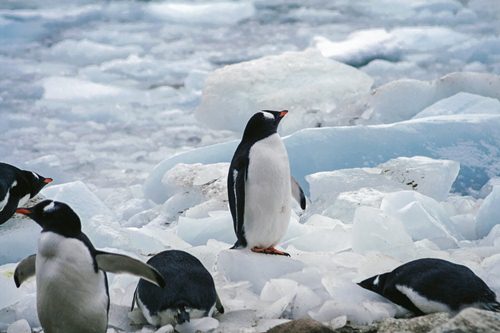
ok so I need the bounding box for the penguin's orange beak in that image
[16,208,32,215]
[279,110,288,118]
[43,178,53,184]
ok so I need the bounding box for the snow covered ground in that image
[1,0,500,332]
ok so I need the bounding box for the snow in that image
[1,0,500,332]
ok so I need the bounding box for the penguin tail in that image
[176,304,190,324]
[230,239,245,249]
[485,301,500,312]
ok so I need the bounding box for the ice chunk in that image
[259,279,298,319]
[6,319,30,333]
[475,186,500,239]
[160,163,228,222]
[0,215,40,265]
[196,49,373,135]
[146,2,255,25]
[362,72,500,124]
[314,29,400,67]
[175,317,219,333]
[217,250,304,293]
[40,77,125,100]
[352,207,415,260]
[309,276,396,324]
[147,114,500,199]
[323,188,387,223]
[283,215,351,253]
[177,211,235,246]
[377,156,459,201]
[380,191,460,249]
[44,39,142,66]
[479,177,500,198]
[413,92,500,119]
[307,156,460,216]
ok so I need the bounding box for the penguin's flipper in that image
[228,155,248,247]
[130,285,138,311]
[291,176,306,210]
[215,293,225,314]
[14,254,36,287]
[95,252,166,288]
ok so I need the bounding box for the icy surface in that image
[1,0,500,332]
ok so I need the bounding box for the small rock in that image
[375,313,450,333]
[431,308,500,333]
[7,319,31,333]
[267,319,334,333]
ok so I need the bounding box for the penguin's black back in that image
[0,163,25,224]
[359,258,498,313]
[137,250,217,315]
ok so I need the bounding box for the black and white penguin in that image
[358,258,500,315]
[14,200,165,333]
[133,250,224,327]
[228,110,306,256]
[0,162,53,225]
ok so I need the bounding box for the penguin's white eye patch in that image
[43,202,56,213]
[261,111,274,120]
[373,275,380,286]
[32,172,40,179]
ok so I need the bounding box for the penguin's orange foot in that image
[251,247,290,257]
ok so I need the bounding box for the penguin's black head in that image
[242,110,288,142]
[358,273,388,294]
[16,200,81,237]
[21,170,53,198]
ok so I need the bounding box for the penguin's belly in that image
[36,233,109,333]
[244,134,291,248]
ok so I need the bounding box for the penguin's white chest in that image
[36,232,109,333]
[244,134,291,248]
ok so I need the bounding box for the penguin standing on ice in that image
[0,162,53,225]
[133,250,224,327]
[14,200,165,333]
[228,110,306,256]
[358,258,500,315]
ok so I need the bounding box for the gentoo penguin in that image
[228,110,306,256]
[133,250,224,326]
[358,258,500,315]
[14,200,165,333]
[0,162,52,225]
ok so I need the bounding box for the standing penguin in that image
[0,162,53,225]
[228,110,305,256]
[14,200,165,333]
[358,258,500,315]
[133,250,224,327]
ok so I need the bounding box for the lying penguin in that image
[0,162,52,225]
[14,200,165,333]
[228,110,306,256]
[133,250,224,327]
[358,258,500,315]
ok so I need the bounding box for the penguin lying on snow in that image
[228,110,306,256]
[0,162,52,225]
[14,200,165,333]
[358,258,500,315]
[133,250,224,327]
